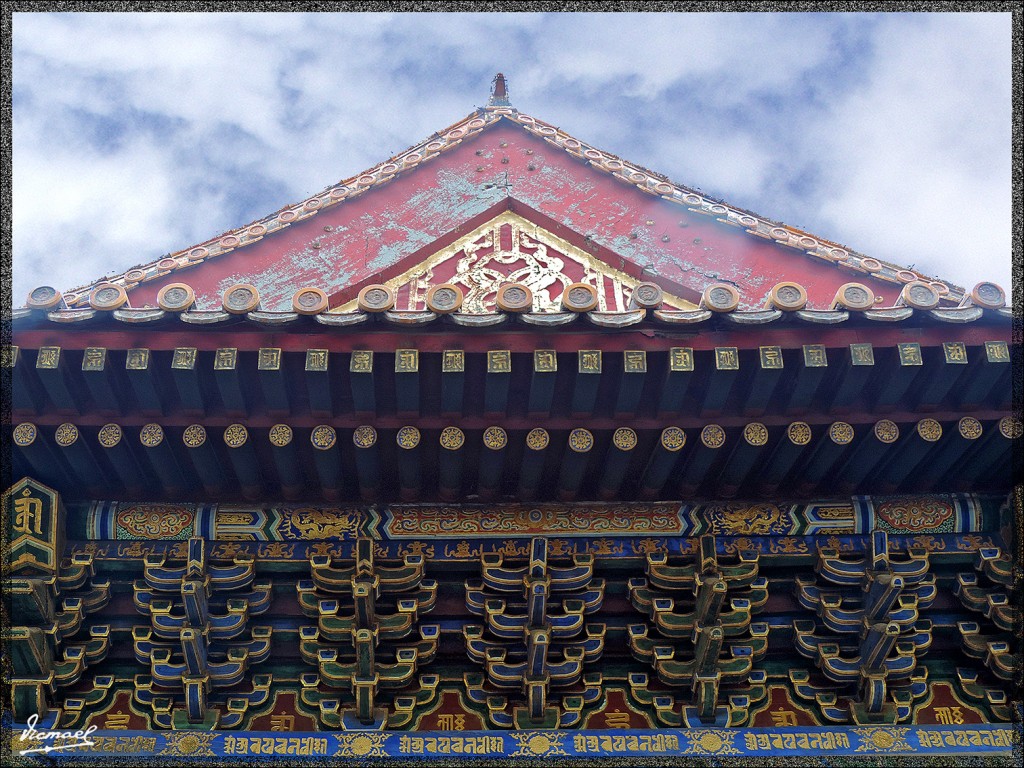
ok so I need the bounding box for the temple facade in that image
[5,75,1019,761]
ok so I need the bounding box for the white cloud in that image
[10,11,1013,302]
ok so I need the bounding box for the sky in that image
[10,11,1014,304]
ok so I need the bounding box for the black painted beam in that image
[349,351,376,416]
[527,350,557,417]
[657,347,695,416]
[557,429,594,501]
[304,349,333,418]
[440,350,465,415]
[124,348,164,417]
[701,347,740,417]
[257,348,290,416]
[517,429,550,500]
[484,351,511,416]
[213,348,247,417]
[395,349,420,417]
[478,426,508,500]
[396,426,422,501]
[170,347,205,415]
[310,425,343,501]
[598,427,638,499]
[571,350,602,416]
[638,427,687,499]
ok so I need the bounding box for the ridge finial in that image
[488,72,511,108]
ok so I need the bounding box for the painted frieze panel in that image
[331,212,697,314]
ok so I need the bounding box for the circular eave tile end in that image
[90,283,129,311]
[496,283,533,312]
[969,282,1005,309]
[27,286,64,311]
[293,287,329,315]
[767,282,807,311]
[631,282,664,309]
[357,284,396,313]
[222,284,261,314]
[561,283,599,313]
[426,284,464,314]
[700,284,740,313]
[158,283,196,312]
[832,282,875,311]
[900,281,940,310]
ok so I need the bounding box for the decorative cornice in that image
[52,100,977,310]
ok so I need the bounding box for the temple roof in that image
[47,74,995,314]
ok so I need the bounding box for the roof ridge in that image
[58,88,967,306]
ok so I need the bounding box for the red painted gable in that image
[96,115,949,312]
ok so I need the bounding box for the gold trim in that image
[613,427,638,451]
[526,428,549,450]
[140,424,164,447]
[787,422,812,446]
[13,423,37,447]
[397,426,421,449]
[568,428,594,453]
[701,425,725,449]
[874,420,900,444]
[353,426,378,448]
[332,211,698,312]
[182,425,207,448]
[97,424,122,448]
[223,424,249,448]
[483,426,508,450]
[311,425,337,450]
[55,423,79,447]
[269,424,293,446]
[440,426,465,450]
[660,427,686,452]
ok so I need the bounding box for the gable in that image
[62,106,967,313]
[333,210,698,313]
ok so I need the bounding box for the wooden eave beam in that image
[170,348,206,416]
[958,342,1012,409]
[832,426,900,495]
[755,426,812,496]
[914,342,970,411]
[614,351,647,417]
[483,351,511,416]
[55,428,110,498]
[212,348,248,417]
[223,427,264,500]
[739,346,786,417]
[349,351,376,416]
[353,429,382,501]
[825,343,877,414]
[783,345,829,415]
[96,427,149,497]
[138,427,189,496]
[657,347,695,417]
[571,350,602,416]
[871,344,926,412]
[34,346,84,415]
[256,347,290,416]
[79,347,126,415]
[394,350,421,417]
[6,346,45,413]
[701,347,741,417]
[527,350,558,417]
[395,431,422,501]
[182,427,227,496]
[123,348,165,417]
[304,349,334,418]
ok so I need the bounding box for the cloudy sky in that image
[11,11,1013,304]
